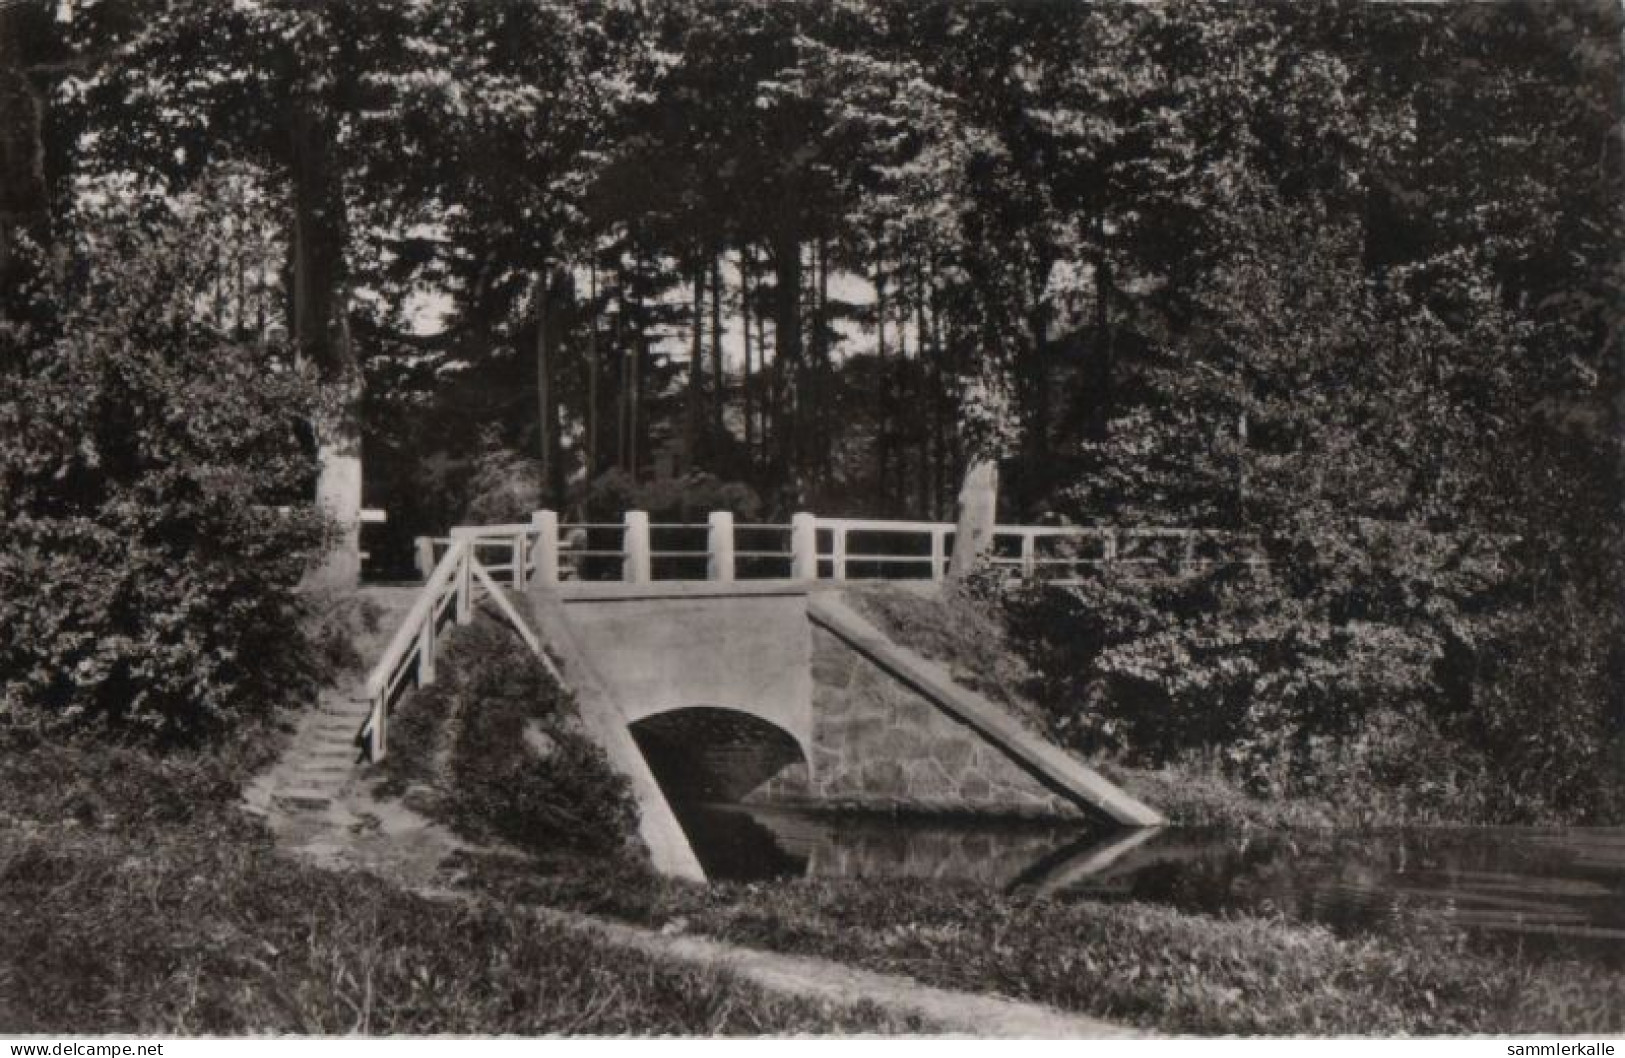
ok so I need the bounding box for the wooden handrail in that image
[362,533,552,761]
[362,537,469,759]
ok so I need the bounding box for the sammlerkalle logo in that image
[1507,1046,1616,1057]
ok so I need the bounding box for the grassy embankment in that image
[372,611,1625,1036]
[0,692,916,1033]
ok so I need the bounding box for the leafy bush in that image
[298,590,384,684]
[581,468,762,522]
[462,431,544,524]
[997,541,1620,823]
[0,217,330,743]
[376,619,639,856]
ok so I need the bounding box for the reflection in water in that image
[677,802,1105,887]
[1047,825,1625,966]
[670,799,1625,968]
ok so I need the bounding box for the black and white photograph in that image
[2,0,1623,1042]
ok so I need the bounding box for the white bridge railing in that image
[362,510,1258,761]
[410,510,1260,588]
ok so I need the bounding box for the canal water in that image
[675,802,1625,967]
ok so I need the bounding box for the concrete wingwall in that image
[748,623,1085,817]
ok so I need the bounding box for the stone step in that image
[294,762,354,777]
[315,717,368,731]
[306,736,361,753]
[272,787,332,811]
[320,697,372,717]
[305,755,358,770]
[286,775,348,791]
[305,739,356,754]
[304,748,360,765]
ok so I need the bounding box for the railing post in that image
[624,510,651,583]
[370,691,387,762]
[511,531,528,588]
[931,528,947,582]
[1020,532,1036,579]
[414,536,436,581]
[454,538,473,623]
[832,525,848,581]
[1103,528,1119,567]
[707,510,735,582]
[416,613,435,684]
[1181,530,1196,574]
[791,512,817,581]
[530,509,560,587]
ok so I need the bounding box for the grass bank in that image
[0,730,916,1034]
[451,850,1625,1036]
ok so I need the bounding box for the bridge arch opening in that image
[629,706,810,880]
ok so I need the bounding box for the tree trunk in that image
[874,254,891,510]
[0,2,49,328]
[813,238,833,486]
[616,305,630,474]
[535,267,565,509]
[630,278,645,478]
[914,264,932,516]
[931,277,953,519]
[290,104,362,590]
[948,457,999,581]
[1091,227,1115,440]
[1022,249,1054,505]
[710,251,725,442]
[686,255,705,469]
[741,245,756,462]
[771,233,802,483]
[585,262,600,482]
[754,253,771,466]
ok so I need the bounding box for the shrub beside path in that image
[245,591,1139,1038]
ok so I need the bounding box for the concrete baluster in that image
[708,511,735,582]
[1020,532,1036,579]
[624,510,652,583]
[370,692,387,761]
[453,536,473,623]
[512,531,528,588]
[832,524,848,581]
[530,509,560,587]
[417,612,435,684]
[791,512,818,581]
[1103,528,1119,566]
[414,536,436,581]
[930,528,947,581]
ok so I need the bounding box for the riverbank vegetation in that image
[375,620,640,856]
[454,850,1625,1037]
[0,732,917,1034]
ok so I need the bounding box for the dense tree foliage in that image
[1,206,327,740]
[2,0,1620,812]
